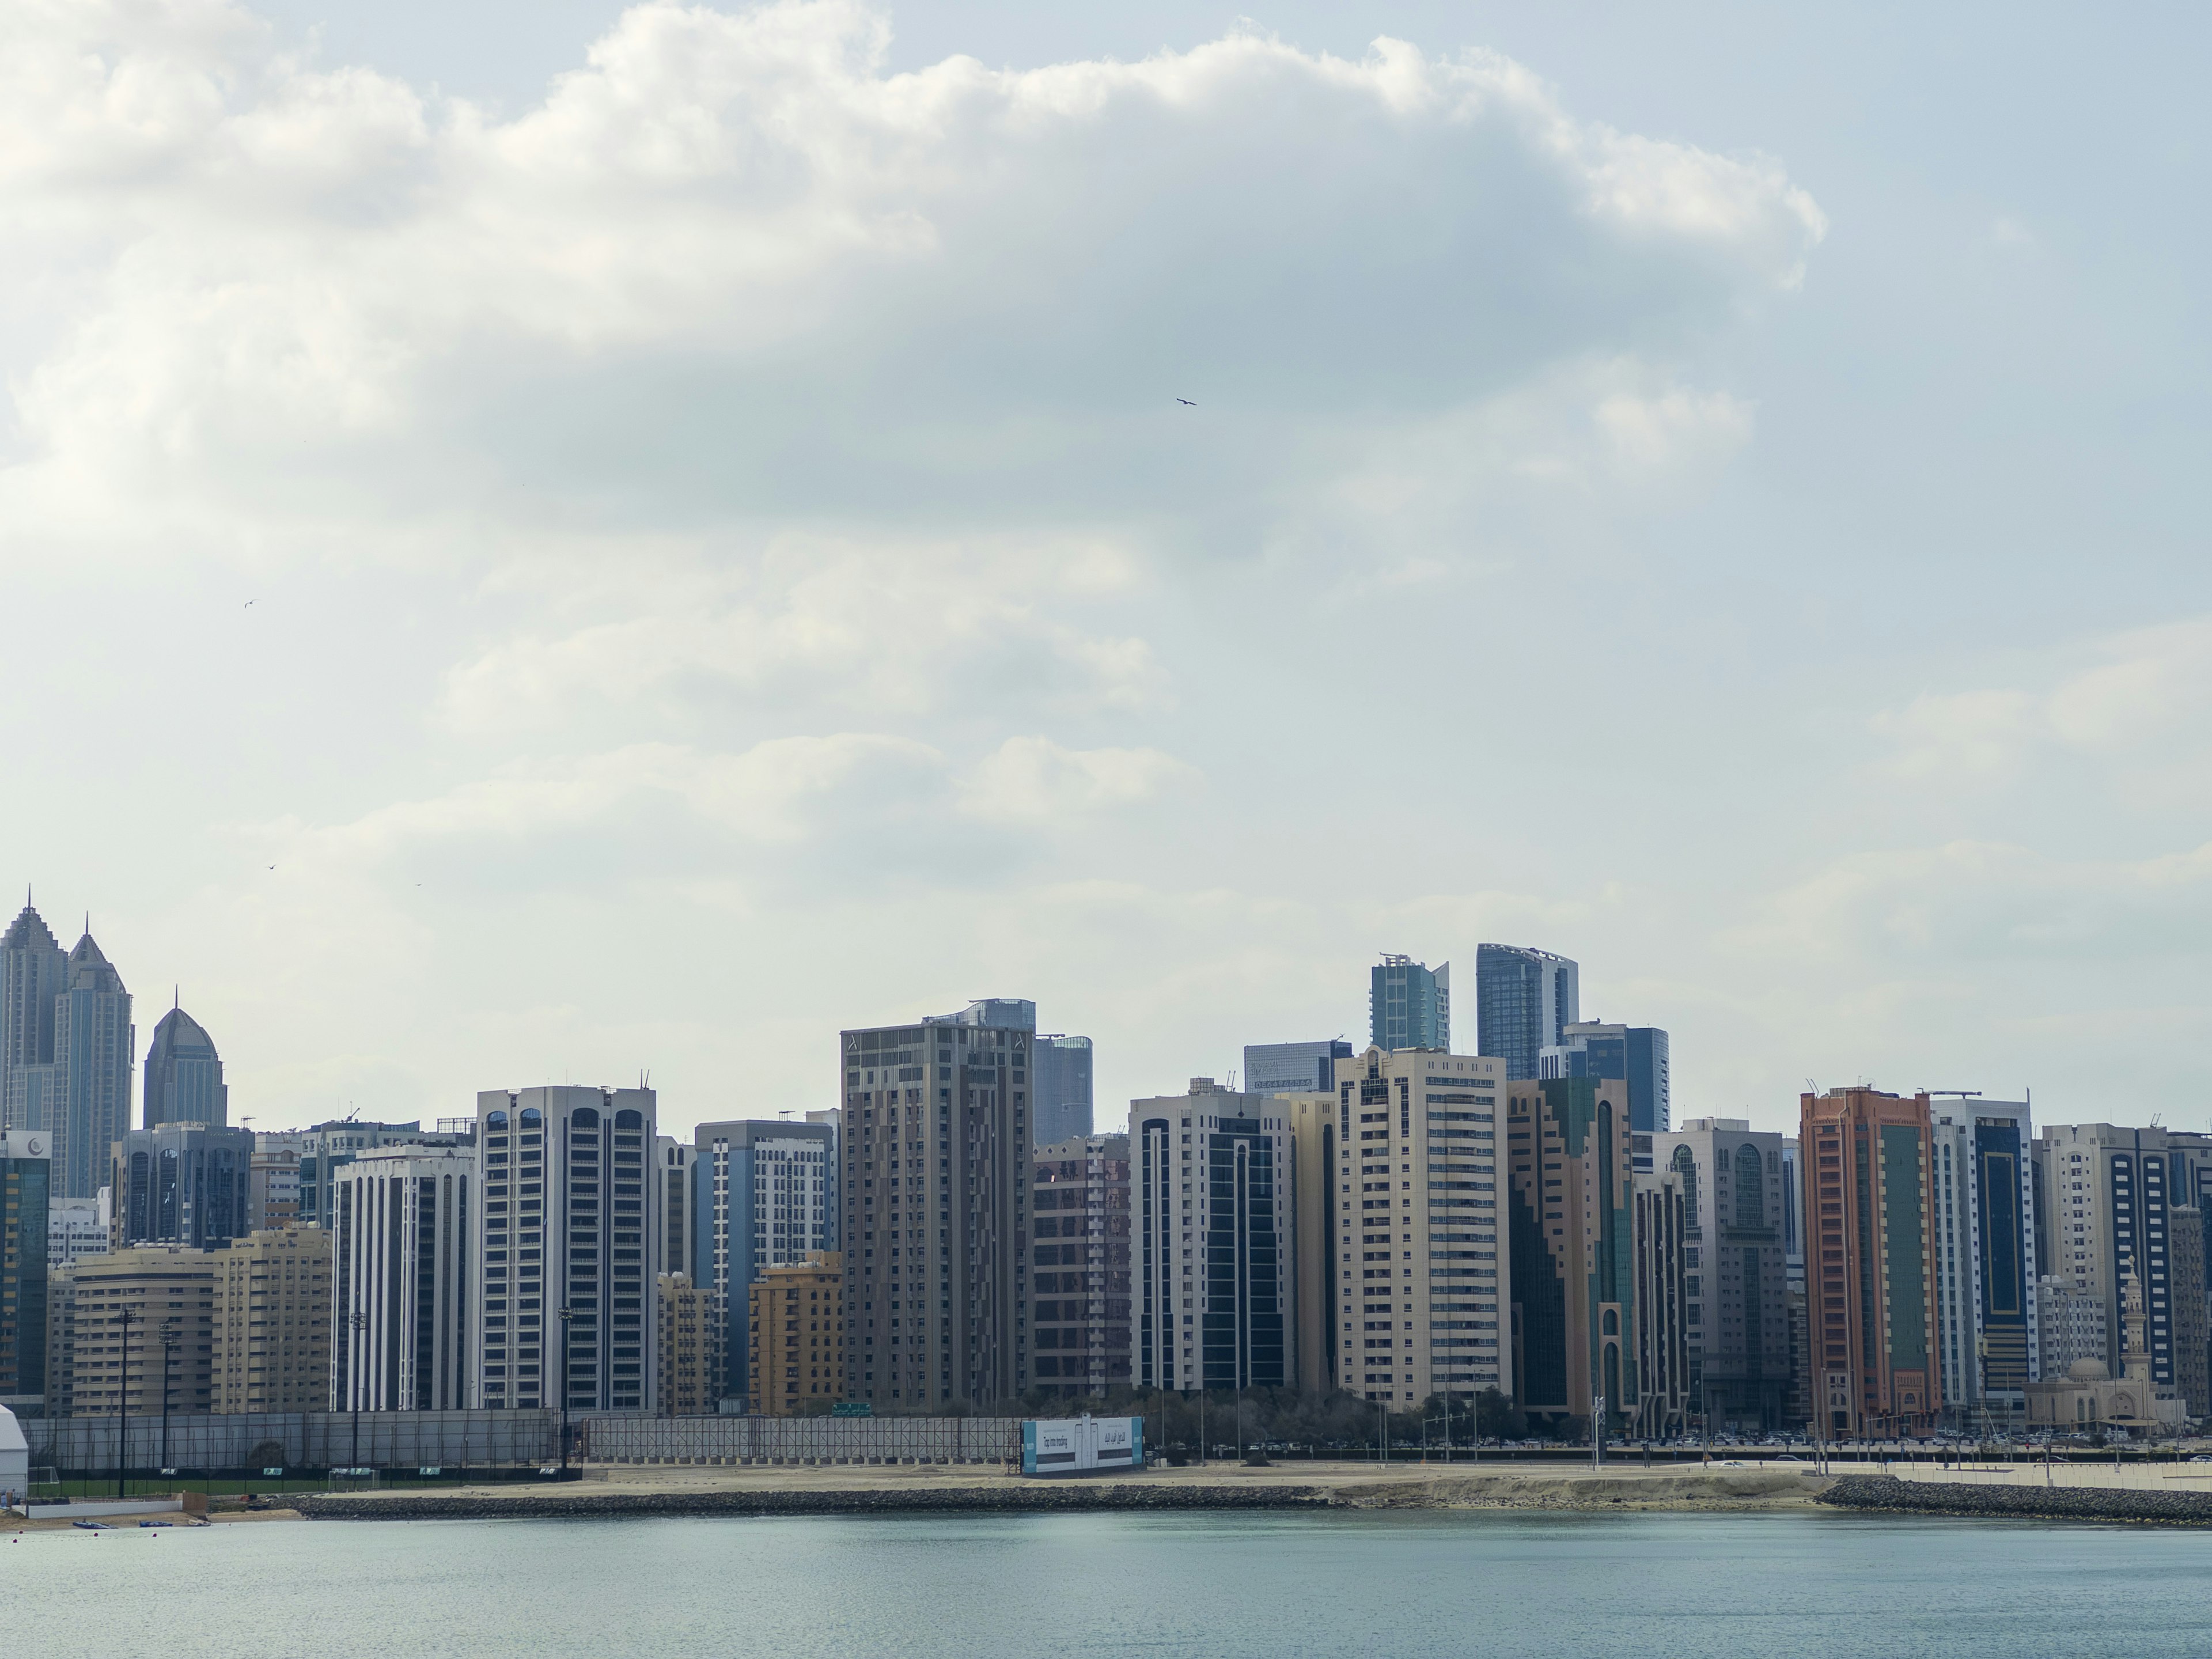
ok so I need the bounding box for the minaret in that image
[2122,1269,2152,1384]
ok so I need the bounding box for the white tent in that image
[0,1403,29,1508]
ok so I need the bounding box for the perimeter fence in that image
[579,1414,1023,1467]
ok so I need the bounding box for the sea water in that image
[7,1508,2209,1657]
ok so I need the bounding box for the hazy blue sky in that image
[5,0,2209,1138]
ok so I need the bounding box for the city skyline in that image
[7,2,2205,1157]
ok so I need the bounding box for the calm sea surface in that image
[7,1509,2210,1656]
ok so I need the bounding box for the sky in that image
[5,0,2210,1141]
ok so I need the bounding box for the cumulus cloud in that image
[0,0,1822,558]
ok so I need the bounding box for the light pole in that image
[158,1320,180,1476]
[349,1309,368,1471]
[558,1306,575,1472]
[113,1305,137,1499]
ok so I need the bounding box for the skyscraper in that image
[1474,944,1579,1081]
[1131,1080,1292,1393]
[1032,1035,1095,1145]
[1370,956,1449,1051]
[211,1226,332,1413]
[112,1121,253,1249]
[1508,1076,1636,1430]
[53,932,134,1202]
[1801,1086,1942,1437]
[144,1005,228,1129]
[921,998,1093,1146]
[332,1143,476,1411]
[474,1086,660,1414]
[1929,1097,2039,1421]
[0,1130,50,1413]
[0,904,67,1136]
[840,1017,1030,1408]
[1032,1132,1131,1397]
[1244,1039,1354,1096]
[1652,1118,1792,1432]
[691,1118,836,1410]
[1320,1048,1507,1408]
[1539,1021,1670,1169]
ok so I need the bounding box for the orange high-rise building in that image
[1801,1088,1942,1438]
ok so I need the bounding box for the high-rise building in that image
[656,1137,695,1289]
[1650,1118,1792,1433]
[657,1271,726,1416]
[1130,1080,1293,1395]
[0,1130,51,1412]
[47,1244,217,1419]
[919,998,1093,1147]
[1781,1138,1806,1294]
[840,1017,1030,1408]
[747,1251,843,1415]
[52,933,134,1203]
[2,916,135,1203]
[1319,1048,1508,1408]
[2032,1123,2212,1393]
[474,1087,659,1414]
[143,1005,228,1129]
[112,1122,253,1250]
[2036,1274,2108,1381]
[1032,1035,1095,1146]
[293,1120,467,1231]
[1927,1098,2039,1422]
[332,1143,476,1411]
[1474,944,1578,1081]
[48,1198,105,1270]
[1631,1163,1691,1438]
[1538,1022,1671,1171]
[210,1227,332,1412]
[2170,1208,2209,1420]
[1031,1133,1131,1398]
[1244,1039,1354,1097]
[1282,1091,1339,1394]
[691,1118,836,1410]
[1508,1077,1637,1429]
[1370,956,1449,1052]
[0,904,68,1141]
[249,1134,301,1231]
[1801,1087,1942,1438]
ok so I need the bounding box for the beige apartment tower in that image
[1326,1047,1505,1407]
[749,1251,843,1415]
[47,1245,217,1418]
[657,1271,726,1417]
[211,1227,332,1412]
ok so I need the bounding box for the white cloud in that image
[959,736,1196,823]
[0,0,1822,562]
[1876,616,2212,796]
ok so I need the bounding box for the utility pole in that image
[113,1305,137,1499]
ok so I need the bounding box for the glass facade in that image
[1370,956,1449,1052]
[1474,944,1578,1081]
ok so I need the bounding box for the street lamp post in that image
[113,1305,138,1499]
[558,1307,575,1472]
[158,1320,180,1476]
[349,1309,368,1471]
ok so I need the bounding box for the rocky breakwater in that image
[291,1481,1339,1522]
[1820,1475,2212,1526]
